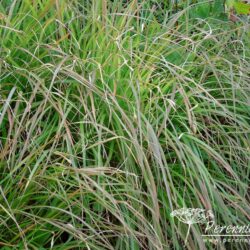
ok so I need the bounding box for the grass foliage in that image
[0,1,250,249]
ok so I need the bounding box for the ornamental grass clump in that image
[0,1,249,249]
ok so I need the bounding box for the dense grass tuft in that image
[0,1,250,249]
